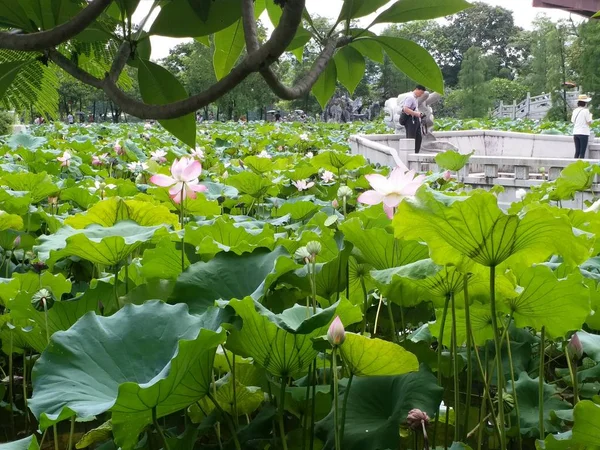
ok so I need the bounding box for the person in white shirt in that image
[571,94,593,159]
[67,113,74,125]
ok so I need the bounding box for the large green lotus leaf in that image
[0,435,39,450]
[576,331,600,361]
[185,217,276,259]
[573,400,600,446]
[59,186,100,210]
[147,186,221,216]
[0,211,23,231]
[227,296,362,377]
[551,160,600,201]
[0,189,33,215]
[277,230,340,263]
[35,221,165,267]
[310,151,366,172]
[340,333,418,376]
[429,302,493,347]
[507,372,572,438]
[339,218,428,269]
[226,171,273,198]
[1,172,58,203]
[536,431,583,450]
[394,189,591,267]
[434,149,474,171]
[7,133,47,150]
[243,155,274,174]
[315,366,443,450]
[507,265,589,339]
[274,201,320,222]
[10,271,72,302]
[141,235,190,280]
[29,301,226,450]
[64,198,179,229]
[201,181,239,200]
[169,246,298,315]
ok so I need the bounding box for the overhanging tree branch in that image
[100,0,307,119]
[48,49,104,89]
[0,0,113,51]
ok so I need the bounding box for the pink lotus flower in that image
[292,179,314,191]
[332,199,339,209]
[443,170,452,181]
[92,153,108,166]
[327,316,345,346]
[321,170,335,183]
[568,333,584,360]
[114,143,124,155]
[150,157,208,203]
[57,151,71,167]
[357,168,425,219]
[191,147,204,159]
[150,149,167,164]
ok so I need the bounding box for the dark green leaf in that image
[374,0,472,24]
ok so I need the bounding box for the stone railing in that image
[492,91,580,120]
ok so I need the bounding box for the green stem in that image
[360,276,369,334]
[67,416,76,450]
[505,321,522,450]
[432,295,450,449]
[340,373,353,441]
[152,406,171,450]
[206,395,241,450]
[9,332,14,438]
[279,377,289,450]
[23,350,29,433]
[387,300,398,344]
[399,303,405,339]
[539,326,546,439]
[565,346,579,405]
[332,348,341,450]
[232,352,238,428]
[180,190,185,273]
[463,275,473,441]
[114,263,120,310]
[309,362,317,450]
[489,265,506,449]
[450,292,460,442]
[53,425,59,450]
[302,363,312,450]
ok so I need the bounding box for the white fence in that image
[492,91,581,120]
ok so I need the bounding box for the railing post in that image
[514,165,530,180]
[526,92,531,118]
[512,100,517,119]
[499,100,504,118]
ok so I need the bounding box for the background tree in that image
[456,47,491,118]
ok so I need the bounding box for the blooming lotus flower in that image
[127,162,148,172]
[191,147,204,159]
[443,170,452,182]
[150,149,167,164]
[144,122,152,129]
[321,170,335,183]
[57,151,71,167]
[114,143,124,155]
[258,150,272,159]
[306,152,314,159]
[516,188,527,200]
[357,168,425,219]
[150,157,208,203]
[92,153,108,166]
[292,179,314,191]
[327,317,345,346]
[299,133,309,141]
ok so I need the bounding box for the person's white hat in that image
[578,94,593,102]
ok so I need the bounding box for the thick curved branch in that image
[242,0,260,53]
[48,49,103,89]
[260,36,351,100]
[0,0,113,51]
[108,41,132,83]
[101,0,306,119]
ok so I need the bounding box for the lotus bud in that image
[12,235,21,248]
[327,316,345,346]
[48,196,58,206]
[32,261,48,274]
[443,170,452,181]
[567,333,584,360]
[516,188,527,200]
[135,174,143,184]
[337,186,353,199]
[114,143,123,155]
[539,167,545,173]
[407,409,430,430]
[31,288,56,312]
[222,170,229,179]
[332,199,339,209]
[306,241,321,257]
[294,246,311,264]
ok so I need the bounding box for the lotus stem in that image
[309,362,317,450]
[489,265,506,449]
[67,416,76,450]
[23,350,29,433]
[505,320,522,450]
[8,332,15,438]
[332,348,341,450]
[432,294,450,448]
[373,295,384,335]
[450,292,460,442]
[467,412,492,439]
[113,264,120,310]
[360,276,369,334]
[340,373,353,441]
[302,362,312,450]
[539,326,545,438]
[232,352,238,428]
[463,275,473,441]
[565,345,579,405]
[180,190,185,273]
[152,406,171,450]
[386,300,398,344]
[278,377,289,450]
[53,425,59,450]
[422,418,430,450]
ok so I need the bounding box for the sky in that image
[132,0,581,60]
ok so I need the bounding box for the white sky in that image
[133,0,581,60]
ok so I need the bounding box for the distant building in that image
[532,0,600,17]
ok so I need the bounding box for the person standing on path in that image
[403,85,426,153]
[572,94,593,159]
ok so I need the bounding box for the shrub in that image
[0,110,15,135]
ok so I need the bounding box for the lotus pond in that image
[1,120,600,450]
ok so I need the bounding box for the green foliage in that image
[0,109,14,135]
[457,47,491,118]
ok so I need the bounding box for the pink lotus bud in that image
[114,143,124,155]
[327,316,345,346]
[13,235,21,248]
[332,199,339,209]
[407,409,430,430]
[568,333,584,360]
[443,170,452,181]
